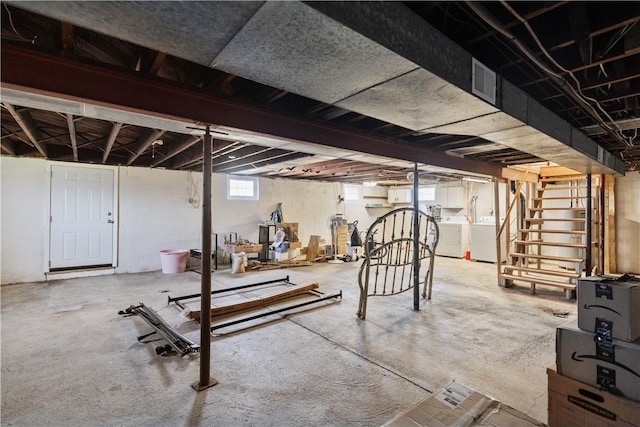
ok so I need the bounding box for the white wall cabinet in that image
[436,186,465,208]
[388,188,412,204]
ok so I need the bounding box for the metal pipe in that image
[586,173,592,276]
[413,163,420,310]
[194,126,216,390]
[211,291,342,331]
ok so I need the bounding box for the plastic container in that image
[159,249,188,274]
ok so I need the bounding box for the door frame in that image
[45,161,119,273]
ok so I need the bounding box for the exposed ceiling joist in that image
[66,113,78,161]
[126,128,166,165]
[102,122,122,164]
[151,135,200,167]
[3,102,47,157]
[1,139,16,155]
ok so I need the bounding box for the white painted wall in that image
[117,167,202,273]
[616,172,640,274]
[1,157,48,284]
[0,157,387,284]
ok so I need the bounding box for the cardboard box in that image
[556,321,640,401]
[274,251,289,262]
[289,248,300,259]
[548,366,640,427]
[578,275,640,342]
[383,382,543,427]
[288,241,302,249]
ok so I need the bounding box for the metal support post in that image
[193,125,217,391]
[413,163,420,311]
[586,173,592,276]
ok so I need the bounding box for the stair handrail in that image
[496,167,530,241]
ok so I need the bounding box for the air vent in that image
[472,58,496,105]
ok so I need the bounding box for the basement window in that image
[343,184,360,201]
[227,176,259,200]
[418,186,436,202]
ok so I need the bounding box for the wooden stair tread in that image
[509,252,583,263]
[513,240,586,248]
[519,229,586,234]
[532,196,594,201]
[540,176,586,182]
[524,218,585,222]
[537,186,587,192]
[529,207,587,211]
[503,265,581,278]
[500,273,577,289]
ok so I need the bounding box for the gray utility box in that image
[556,321,640,402]
[578,275,640,342]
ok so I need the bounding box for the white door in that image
[50,165,115,269]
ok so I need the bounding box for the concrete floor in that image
[1,257,577,426]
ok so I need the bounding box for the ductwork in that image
[10,1,625,175]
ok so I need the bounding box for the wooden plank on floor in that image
[306,235,320,261]
[188,283,319,320]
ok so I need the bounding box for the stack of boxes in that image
[549,274,640,426]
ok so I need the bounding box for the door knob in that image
[107,219,114,224]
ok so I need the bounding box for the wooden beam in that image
[148,51,166,76]
[66,113,78,161]
[60,23,75,54]
[539,165,582,177]
[501,167,538,183]
[604,174,616,274]
[102,122,122,163]
[494,179,505,287]
[126,129,166,165]
[151,135,201,167]
[188,283,319,320]
[1,139,16,155]
[497,168,530,240]
[3,103,47,157]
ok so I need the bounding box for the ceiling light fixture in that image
[151,139,163,158]
[363,181,377,187]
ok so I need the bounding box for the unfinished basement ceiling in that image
[1,1,639,183]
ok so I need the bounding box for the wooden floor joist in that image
[188,283,319,320]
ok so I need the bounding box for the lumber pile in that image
[187,283,319,320]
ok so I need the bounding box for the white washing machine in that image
[470,216,504,263]
[436,216,469,258]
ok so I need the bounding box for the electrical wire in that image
[500,0,635,147]
[188,171,200,208]
[3,3,33,44]
[467,1,634,154]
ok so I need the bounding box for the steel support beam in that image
[193,126,217,391]
[1,45,504,178]
[412,162,420,311]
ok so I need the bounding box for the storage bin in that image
[159,249,188,274]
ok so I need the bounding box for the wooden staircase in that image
[500,169,600,298]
